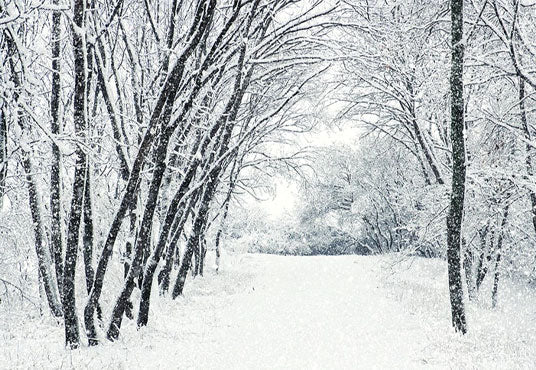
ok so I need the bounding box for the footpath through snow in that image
[2,253,536,368]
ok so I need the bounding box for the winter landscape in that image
[1,0,536,368]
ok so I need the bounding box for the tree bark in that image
[62,0,87,349]
[158,190,198,294]
[446,0,467,334]
[0,107,6,206]
[82,161,95,293]
[492,203,509,308]
[22,155,63,318]
[50,0,64,299]
[172,179,218,299]
[172,40,251,299]
[106,133,172,341]
[137,162,199,327]
[519,77,536,236]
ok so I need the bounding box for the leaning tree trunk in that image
[82,161,95,293]
[137,162,199,327]
[172,180,218,299]
[22,154,63,318]
[158,190,199,295]
[171,29,254,298]
[446,0,467,334]
[62,0,87,349]
[106,38,212,339]
[106,131,173,342]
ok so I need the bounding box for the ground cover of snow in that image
[1,253,535,369]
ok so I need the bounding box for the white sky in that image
[255,123,362,220]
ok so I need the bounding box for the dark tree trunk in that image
[491,204,509,308]
[22,155,63,318]
[172,182,218,299]
[105,2,219,341]
[63,0,87,349]
[171,61,251,298]
[475,223,490,291]
[171,40,251,299]
[106,132,172,342]
[82,162,95,293]
[158,191,198,294]
[446,0,467,335]
[50,0,64,300]
[0,107,6,206]
[137,162,198,327]
[519,77,536,237]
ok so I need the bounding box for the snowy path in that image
[201,255,426,369]
[2,253,535,369]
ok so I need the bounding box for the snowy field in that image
[1,253,535,369]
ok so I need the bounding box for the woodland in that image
[1,0,536,365]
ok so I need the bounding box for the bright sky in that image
[257,123,362,220]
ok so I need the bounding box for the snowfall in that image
[1,252,536,369]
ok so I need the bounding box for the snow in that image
[1,253,535,368]
[0,194,11,215]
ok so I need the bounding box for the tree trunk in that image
[62,0,87,349]
[82,162,95,293]
[137,162,199,327]
[519,77,536,237]
[0,107,7,207]
[158,191,198,295]
[22,155,63,318]
[492,204,509,308]
[172,183,217,299]
[49,0,64,301]
[446,0,467,334]
[106,132,173,341]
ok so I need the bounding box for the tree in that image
[446,0,467,334]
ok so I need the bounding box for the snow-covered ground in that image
[1,253,535,369]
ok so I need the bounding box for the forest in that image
[1,0,536,367]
